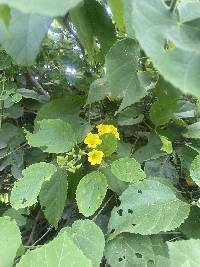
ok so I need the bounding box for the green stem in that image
[0,100,4,128]
[169,0,178,12]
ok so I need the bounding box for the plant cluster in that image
[0,0,200,266]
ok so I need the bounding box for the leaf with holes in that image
[39,169,68,228]
[167,239,200,267]
[127,0,200,97]
[76,171,107,217]
[10,162,57,209]
[0,216,22,267]
[111,157,146,183]
[104,233,155,267]
[64,220,105,267]
[108,179,190,238]
[26,119,76,153]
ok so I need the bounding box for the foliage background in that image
[0,0,200,266]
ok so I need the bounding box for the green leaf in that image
[0,216,21,267]
[97,133,117,157]
[105,233,155,267]
[0,0,82,17]
[145,156,178,181]
[39,169,68,227]
[100,167,128,195]
[190,154,200,187]
[26,119,76,153]
[0,82,16,101]
[108,180,190,238]
[76,171,107,217]
[150,235,169,267]
[3,208,26,227]
[10,162,57,209]
[134,133,166,163]
[86,77,111,104]
[182,122,200,139]
[70,0,116,61]
[0,53,12,70]
[128,0,200,97]
[111,157,146,183]
[35,97,87,142]
[105,38,146,112]
[17,230,92,267]
[150,77,179,126]
[0,4,10,28]
[160,136,173,154]
[180,206,200,239]
[117,107,144,126]
[108,0,125,33]
[167,239,200,267]
[65,220,105,267]
[0,9,51,65]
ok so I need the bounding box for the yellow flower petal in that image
[96,124,120,140]
[84,133,102,148]
[87,149,104,165]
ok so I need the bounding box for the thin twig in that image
[92,195,113,221]
[26,211,41,246]
[32,226,54,246]
[26,71,50,98]
[65,13,88,66]
[0,100,4,128]
[4,142,28,158]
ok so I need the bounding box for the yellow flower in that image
[84,132,102,148]
[96,124,120,140]
[87,150,104,165]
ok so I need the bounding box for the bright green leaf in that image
[0,216,21,267]
[97,133,117,156]
[0,0,83,17]
[26,119,76,153]
[108,0,125,33]
[168,239,200,267]
[108,180,190,238]
[160,136,173,154]
[0,4,10,28]
[10,162,57,209]
[65,220,105,267]
[111,157,146,183]
[105,233,155,267]
[128,0,200,97]
[76,171,107,217]
[39,169,68,227]
[17,231,92,267]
